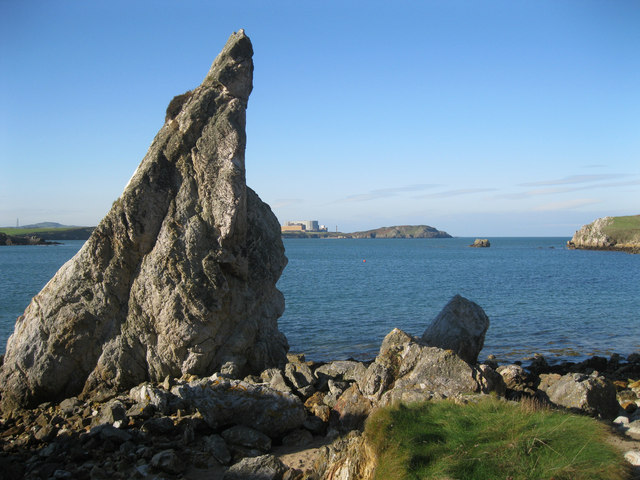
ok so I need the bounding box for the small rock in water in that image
[469,238,490,247]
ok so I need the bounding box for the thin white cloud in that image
[342,184,439,203]
[497,178,640,200]
[520,174,626,187]
[416,188,497,199]
[533,198,600,212]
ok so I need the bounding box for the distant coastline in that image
[282,224,452,239]
[0,223,95,244]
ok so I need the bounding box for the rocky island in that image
[346,225,451,239]
[568,215,640,254]
[281,225,451,239]
[469,238,490,248]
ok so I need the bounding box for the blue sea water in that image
[1,238,639,365]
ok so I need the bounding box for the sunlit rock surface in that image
[0,30,289,410]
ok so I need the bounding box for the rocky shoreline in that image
[2,340,640,479]
[0,233,58,246]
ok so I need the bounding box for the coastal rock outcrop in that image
[0,233,55,246]
[0,30,289,411]
[568,215,640,254]
[469,238,490,247]
[421,294,490,364]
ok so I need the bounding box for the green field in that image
[602,215,640,245]
[0,227,94,240]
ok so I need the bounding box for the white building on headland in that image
[283,220,327,232]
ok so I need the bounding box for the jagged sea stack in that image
[0,30,289,411]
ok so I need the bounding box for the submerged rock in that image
[0,30,288,411]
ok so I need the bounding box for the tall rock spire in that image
[0,30,289,411]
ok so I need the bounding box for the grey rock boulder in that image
[497,364,535,393]
[331,384,373,431]
[221,425,272,452]
[539,372,619,419]
[421,294,490,365]
[203,434,232,465]
[359,328,490,406]
[224,454,288,480]
[315,361,367,385]
[151,449,185,475]
[0,29,289,411]
[171,376,305,436]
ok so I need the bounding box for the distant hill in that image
[281,225,452,239]
[0,224,95,241]
[567,215,640,254]
[20,222,69,229]
[346,225,452,239]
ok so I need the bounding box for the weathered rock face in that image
[567,215,640,253]
[568,216,616,249]
[358,328,491,406]
[538,372,619,419]
[420,294,489,365]
[0,30,289,411]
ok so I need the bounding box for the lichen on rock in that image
[0,30,289,411]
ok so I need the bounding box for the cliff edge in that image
[567,215,640,254]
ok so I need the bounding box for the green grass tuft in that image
[365,397,628,480]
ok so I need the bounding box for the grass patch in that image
[365,396,627,480]
[0,227,94,240]
[0,227,75,235]
[602,215,640,244]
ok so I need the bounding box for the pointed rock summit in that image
[0,30,289,410]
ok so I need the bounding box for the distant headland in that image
[281,224,452,239]
[567,215,640,254]
[0,223,95,244]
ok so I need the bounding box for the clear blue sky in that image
[1,1,638,236]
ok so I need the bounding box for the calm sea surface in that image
[1,238,639,364]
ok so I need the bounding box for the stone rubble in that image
[3,332,639,479]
